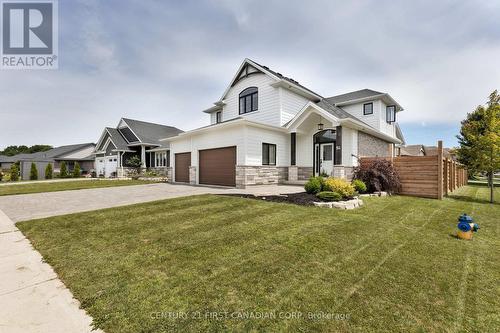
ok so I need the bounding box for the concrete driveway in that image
[0,183,304,222]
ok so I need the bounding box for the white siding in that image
[245,126,289,166]
[280,88,310,126]
[378,100,396,138]
[222,73,281,126]
[341,127,358,167]
[341,100,381,131]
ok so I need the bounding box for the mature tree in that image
[0,145,52,156]
[60,161,68,178]
[9,164,19,181]
[30,163,38,180]
[456,90,500,203]
[45,163,53,179]
[73,162,81,178]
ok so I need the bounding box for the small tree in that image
[125,155,142,179]
[73,162,81,178]
[45,163,53,179]
[353,159,401,194]
[10,164,19,181]
[30,163,38,180]
[456,90,500,203]
[60,161,68,178]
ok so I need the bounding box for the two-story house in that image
[165,58,405,188]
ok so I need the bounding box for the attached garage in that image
[199,146,236,187]
[175,152,191,183]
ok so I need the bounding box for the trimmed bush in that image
[10,164,19,181]
[323,177,355,198]
[30,163,38,180]
[60,161,68,178]
[45,163,53,179]
[352,179,367,193]
[73,162,81,178]
[353,159,401,193]
[316,191,342,202]
[304,176,323,194]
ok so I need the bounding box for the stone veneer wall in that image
[236,166,288,188]
[358,132,391,157]
[333,166,355,181]
[298,167,313,180]
[189,166,196,185]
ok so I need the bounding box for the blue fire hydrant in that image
[457,213,479,239]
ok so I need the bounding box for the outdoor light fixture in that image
[318,116,324,130]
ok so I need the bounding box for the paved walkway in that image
[0,183,303,222]
[0,209,104,333]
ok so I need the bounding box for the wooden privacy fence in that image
[360,141,467,199]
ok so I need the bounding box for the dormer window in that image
[386,105,396,123]
[239,87,258,114]
[216,111,222,123]
[363,102,373,115]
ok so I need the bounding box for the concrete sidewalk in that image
[0,209,102,333]
[0,183,304,222]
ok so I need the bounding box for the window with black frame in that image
[239,87,258,114]
[363,102,373,115]
[386,105,396,123]
[262,143,276,165]
[216,111,222,123]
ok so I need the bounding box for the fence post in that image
[444,157,449,196]
[437,140,443,199]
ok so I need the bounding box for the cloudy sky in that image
[1,0,499,149]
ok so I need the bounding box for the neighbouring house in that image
[399,144,425,157]
[162,58,406,188]
[1,143,96,180]
[94,118,183,178]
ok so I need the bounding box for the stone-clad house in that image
[162,58,406,188]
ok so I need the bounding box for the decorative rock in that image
[313,198,363,210]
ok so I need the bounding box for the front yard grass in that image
[0,179,157,196]
[17,186,500,332]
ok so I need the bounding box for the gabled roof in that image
[121,118,184,147]
[400,144,425,156]
[325,89,384,104]
[105,127,130,151]
[218,58,322,103]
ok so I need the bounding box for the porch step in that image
[283,180,307,186]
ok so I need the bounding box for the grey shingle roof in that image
[122,118,183,147]
[315,99,374,128]
[106,127,130,151]
[249,59,323,99]
[325,89,384,105]
[400,145,424,156]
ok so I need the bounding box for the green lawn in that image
[17,186,500,332]
[0,179,156,196]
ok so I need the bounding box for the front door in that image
[320,143,334,176]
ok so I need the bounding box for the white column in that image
[141,146,146,168]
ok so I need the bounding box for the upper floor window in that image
[386,105,396,123]
[216,111,222,123]
[239,87,258,114]
[363,102,373,115]
[262,143,276,165]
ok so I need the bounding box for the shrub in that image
[30,163,38,180]
[60,161,68,178]
[323,177,355,198]
[91,170,97,178]
[10,164,19,181]
[316,191,342,202]
[45,163,53,179]
[73,162,81,178]
[352,179,367,193]
[0,170,3,181]
[304,176,323,194]
[353,159,401,193]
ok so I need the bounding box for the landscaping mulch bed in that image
[224,192,320,206]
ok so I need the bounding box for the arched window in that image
[239,87,258,114]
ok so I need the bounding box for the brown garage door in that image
[175,152,191,183]
[199,146,236,187]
